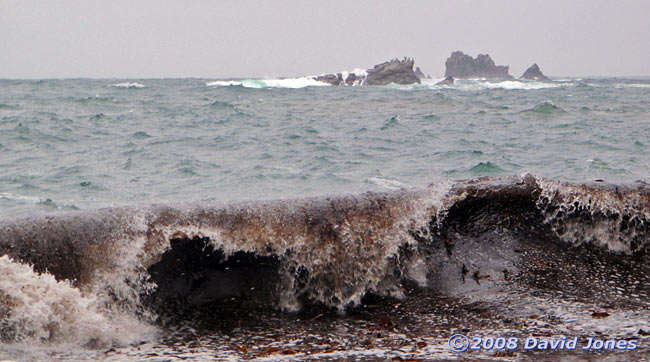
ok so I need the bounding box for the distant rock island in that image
[520,63,550,81]
[314,58,421,86]
[414,66,430,79]
[311,54,550,86]
[444,51,513,80]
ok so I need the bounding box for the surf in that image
[0,175,648,347]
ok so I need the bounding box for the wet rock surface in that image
[313,58,421,86]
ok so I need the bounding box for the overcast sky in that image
[1,0,649,79]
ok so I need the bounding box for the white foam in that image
[0,255,155,345]
[415,78,568,90]
[111,82,145,89]
[483,80,565,90]
[536,178,650,253]
[351,68,368,78]
[207,77,330,89]
[615,83,650,88]
[0,193,41,203]
[367,177,409,190]
[340,71,349,83]
[205,80,242,87]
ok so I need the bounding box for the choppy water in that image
[1,77,650,361]
[1,77,649,217]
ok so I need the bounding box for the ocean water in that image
[1,77,650,361]
[1,77,648,217]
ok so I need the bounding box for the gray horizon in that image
[1,0,649,79]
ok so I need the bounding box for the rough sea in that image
[1,77,649,361]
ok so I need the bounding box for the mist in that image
[1,0,648,78]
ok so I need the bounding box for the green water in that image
[1,77,649,217]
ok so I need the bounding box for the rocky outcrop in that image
[414,67,430,79]
[520,63,550,81]
[444,51,512,80]
[435,76,454,86]
[313,57,421,86]
[365,58,421,85]
[313,73,344,86]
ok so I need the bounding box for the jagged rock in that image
[444,51,512,80]
[314,73,344,86]
[313,58,421,86]
[365,58,421,85]
[436,76,454,86]
[414,67,430,79]
[345,72,358,86]
[520,63,550,81]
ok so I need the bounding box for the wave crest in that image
[1,175,649,345]
[206,77,330,89]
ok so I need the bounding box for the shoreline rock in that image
[444,51,513,80]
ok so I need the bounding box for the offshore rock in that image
[313,58,421,86]
[414,66,430,79]
[313,73,344,86]
[444,51,513,80]
[435,76,454,86]
[365,58,421,85]
[520,63,550,81]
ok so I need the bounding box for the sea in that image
[0,76,649,361]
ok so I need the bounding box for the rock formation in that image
[414,66,430,79]
[520,63,550,81]
[365,58,421,85]
[435,76,454,86]
[313,57,421,86]
[444,51,512,80]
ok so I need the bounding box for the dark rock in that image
[345,72,358,86]
[444,51,512,80]
[435,76,454,86]
[520,63,550,81]
[313,58,421,86]
[414,67,430,79]
[365,58,421,85]
[314,73,344,86]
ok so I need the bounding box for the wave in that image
[0,192,79,211]
[0,104,20,110]
[201,77,649,91]
[521,100,567,115]
[614,83,650,88]
[206,77,330,89]
[410,78,569,91]
[111,82,145,89]
[208,100,236,111]
[1,175,649,346]
[366,176,409,190]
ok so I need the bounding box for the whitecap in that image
[614,83,650,88]
[111,82,145,89]
[207,77,329,89]
[366,177,409,190]
[414,78,568,91]
[205,80,242,87]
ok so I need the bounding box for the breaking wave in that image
[204,77,580,90]
[419,78,569,91]
[1,175,649,347]
[206,77,330,89]
[111,82,145,89]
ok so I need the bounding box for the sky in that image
[1,0,649,79]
